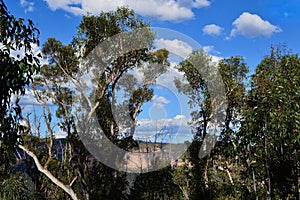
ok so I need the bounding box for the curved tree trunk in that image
[18,145,79,200]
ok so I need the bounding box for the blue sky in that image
[6,0,300,140]
[6,0,300,71]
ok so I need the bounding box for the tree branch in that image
[18,145,79,200]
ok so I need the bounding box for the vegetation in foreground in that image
[0,0,299,199]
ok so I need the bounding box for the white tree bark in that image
[178,185,189,200]
[18,145,79,200]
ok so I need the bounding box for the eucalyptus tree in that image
[173,50,251,199]
[218,56,248,147]
[173,49,221,199]
[0,0,40,183]
[238,46,300,199]
[21,7,170,199]
[207,56,248,199]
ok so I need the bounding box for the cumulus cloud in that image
[44,0,211,21]
[151,95,170,109]
[202,24,223,36]
[155,38,193,59]
[203,45,220,54]
[202,45,222,64]
[135,115,193,143]
[174,114,186,120]
[54,129,68,138]
[230,12,282,38]
[177,0,210,8]
[156,63,185,90]
[20,0,35,13]
[5,42,48,66]
[15,89,54,107]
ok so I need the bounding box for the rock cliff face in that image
[15,138,67,162]
[15,138,188,174]
[119,142,189,173]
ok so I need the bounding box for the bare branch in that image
[18,145,79,200]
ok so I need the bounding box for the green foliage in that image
[218,56,248,134]
[1,3,298,199]
[174,49,217,199]
[175,49,212,140]
[0,0,40,181]
[76,7,149,57]
[130,167,181,200]
[1,173,31,200]
[28,7,171,199]
[0,0,40,113]
[238,45,300,199]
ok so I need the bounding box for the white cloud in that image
[3,42,48,66]
[44,0,211,21]
[202,24,223,36]
[20,0,35,13]
[0,43,48,65]
[16,89,54,107]
[64,14,71,19]
[156,62,185,88]
[177,0,210,8]
[201,45,222,64]
[230,12,282,38]
[54,129,68,138]
[174,114,186,120]
[151,95,170,109]
[210,55,222,64]
[155,38,193,59]
[203,45,220,54]
[135,115,193,143]
[18,91,40,106]
[202,45,213,53]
